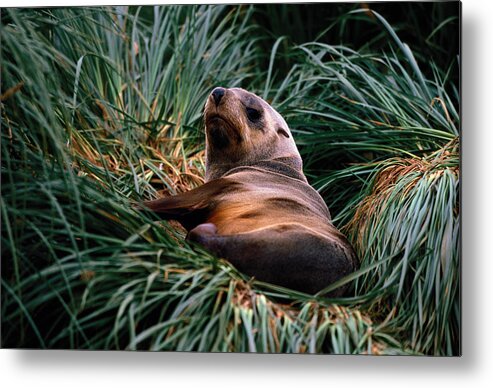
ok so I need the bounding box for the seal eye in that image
[246,107,261,122]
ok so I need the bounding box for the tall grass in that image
[1,5,459,354]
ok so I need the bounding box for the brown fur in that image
[143,87,357,296]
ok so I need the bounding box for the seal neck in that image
[251,157,307,182]
[206,156,307,183]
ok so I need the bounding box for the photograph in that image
[1,1,460,355]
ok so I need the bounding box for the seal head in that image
[204,87,301,181]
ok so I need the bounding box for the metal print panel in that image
[1,1,461,355]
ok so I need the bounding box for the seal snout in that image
[211,87,225,106]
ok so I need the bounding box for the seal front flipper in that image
[187,223,356,296]
[141,178,240,230]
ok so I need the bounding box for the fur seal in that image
[143,87,357,296]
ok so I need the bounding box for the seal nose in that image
[211,87,225,106]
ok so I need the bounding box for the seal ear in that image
[277,127,290,138]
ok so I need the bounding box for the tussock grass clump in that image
[1,5,459,354]
[345,140,459,355]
